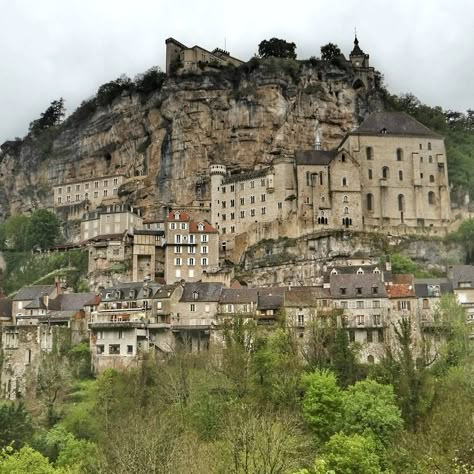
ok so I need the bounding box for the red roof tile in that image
[386,283,415,298]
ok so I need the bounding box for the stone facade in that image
[165,38,244,74]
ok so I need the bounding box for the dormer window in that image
[115,290,121,299]
[192,291,199,300]
[373,268,380,274]
[372,286,379,294]
[105,292,112,300]
[356,268,364,275]
[340,287,346,295]
[129,290,136,298]
[331,269,338,275]
[356,287,362,295]
[174,211,180,220]
[198,223,204,231]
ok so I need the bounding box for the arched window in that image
[420,156,424,163]
[319,172,323,185]
[428,191,435,205]
[382,166,390,179]
[396,148,403,161]
[398,194,405,211]
[343,206,349,214]
[368,169,373,180]
[341,154,346,162]
[367,355,375,364]
[428,142,432,150]
[343,195,348,203]
[429,175,435,183]
[366,146,373,160]
[399,170,403,181]
[367,193,374,211]
[429,156,433,163]
[342,177,348,187]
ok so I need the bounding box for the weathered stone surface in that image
[0,61,382,224]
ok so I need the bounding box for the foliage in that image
[134,66,166,95]
[67,343,92,380]
[29,98,66,134]
[96,75,132,107]
[0,215,30,250]
[26,209,61,250]
[301,370,343,442]
[449,218,474,263]
[297,433,381,474]
[0,446,68,474]
[258,37,297,59]
[0,403,33,450]
[320,43,342,62]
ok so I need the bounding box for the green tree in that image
[134,67,166,95]
[320,43,341,61]
[330,328,360,387]
[0,446,67,474]
[26,209,61,250]
[1,215,30,250]
[342,379,403,448]
[451,218,474,263]
[29,98,66,133]
[258,38,297,59]
[96,75,132,107]
[390,253,417,274]
[296,433,381,474]
[301,370,343,442]
[0,403,33,449]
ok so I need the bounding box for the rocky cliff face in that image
[0,59,383,223]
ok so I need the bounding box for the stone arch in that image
[367,193,374,211]
[353,79,365,90]
[428,191,436,205]
[398,194,405,211]
[382,166,390,179]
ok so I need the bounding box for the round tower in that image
[209,164,227,230]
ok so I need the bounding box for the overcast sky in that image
[0,0,472,143]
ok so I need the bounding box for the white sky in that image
[0,0,472,143]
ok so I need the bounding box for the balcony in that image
[379,179,388,187]
[172,318,215,330]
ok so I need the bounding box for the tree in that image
[26,209,61,250]
[0,403,33,450]
[96,75,132,107]
[258,38,297,59]
[342,379,403,449]
[134,67,166,95]
[296,433,381,474]
[301,370,343,442]
[330,328,360,387]
[29,98,65,133]
[451,218,474,263]
[0,215,30,250]
[320,43,341,61]
[0,446,66,474]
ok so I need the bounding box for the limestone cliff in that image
[0,58,383,223]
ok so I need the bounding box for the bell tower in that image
[349,34,375,89]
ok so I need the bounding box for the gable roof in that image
[330,273,387,298]
[284,287,331,306]
[352,112,442,138]
[180,282,224,302]
[189,221,218,233]
[55,293,98,311]
[219,287,285,305]
[13,285,56,301]
[295,150,337,166]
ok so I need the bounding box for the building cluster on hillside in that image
[2,263,473,399]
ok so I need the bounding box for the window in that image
[109,344,120,355]
[306,172,311,186]
[93,191,98,198]
[367,193,374,211]
[230,212,235,220]
[261,207,266,215]
[175,269,181,278]
[356,301,364,309]
[366,146,373,160]
[343,195,348,203]
[118,330,124,339]
[181,222,187,230]
[372,286,378,294]
[422,298,430,309]
[261,178,266,186]
[230,185,235,192]
[175,234,181,244]
[67,196,71,202]
[382,166,390,179]
[399,301,411,310]
[240,183,244,190]
[340,287,346,295]
[399,170,403,181]
[188,258,195,266]
[428,142,432,150]
[368,169,373,180]
[222,214,226,221]
[340,301,348,309]
[343,206,349,214]
[367,330,373,343]
[201,235,208,242]
[205,304,210,313]
[341,154,346,162]
[222,228,226,234]
[398,194,405,211]
[250,195,255,204]
[104,180,108,187]
[396,148,403,161]
[356,315,365,326]
[157,301,163,310]
[222,186,226,193]
[240,197,245,205]
[190,304,196,312]
[261,194,266,202]
[114,178,118,185]
[67,186,71,193]
[175,258,182,266]
[342,177,347,186]
[373,314,381,326]
[192,291,199,300]
[278,202,282,209]
[127,345,133,354]
[230,226,235,233]
[230,199,235,207]
[113,188,117,195]
[250,209,255,217]
[57,197,62,204]
[240,210,245,218]
[201,246,208,254]
[85,183,89,190]
[96,345,105,355]
[298,314,305,326]
[250,181,254,189]
[189,234,195,244]
[429,156,433,163]
[175,245,182,254]
[419,143,423,150]
[373,300,381,308]
[201,257,208,266]
[169,222,176,230]
[356,287,362,295]
[429,175,435,183]
[103,190,108,197]
[58,187,62,195]
[428,191,435,205]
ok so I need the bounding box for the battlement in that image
[209,164,227,176]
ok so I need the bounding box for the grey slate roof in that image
[180,282,224,302]
[219,287,285,304]
[257,294,283,311]
[101,283,161,302]
[414,278,453,297]
[330,273,387,298]
[24,298,47,310]
[295,150,337,166]
[284,287,331,306]
[449,265,474,289]
[55,293,97,311]
[13,285,56,301]
[352,112,441,138]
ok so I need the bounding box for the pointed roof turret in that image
[351,35,364,56]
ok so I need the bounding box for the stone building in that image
[165,37,243,74]
[53,174,125,213]
[80,204,142,241]
[132,229,165,281]
[349,35,375,90]
[87,232,133,275]
[164,210,219,283]
[330,272,389,363]
[209,111,452,257]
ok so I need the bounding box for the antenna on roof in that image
[224,37,227,50]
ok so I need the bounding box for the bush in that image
[134,67,166,95]
[96,75,133,107]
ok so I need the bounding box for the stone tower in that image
[349,35,375,90]
[209,164,227,230]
